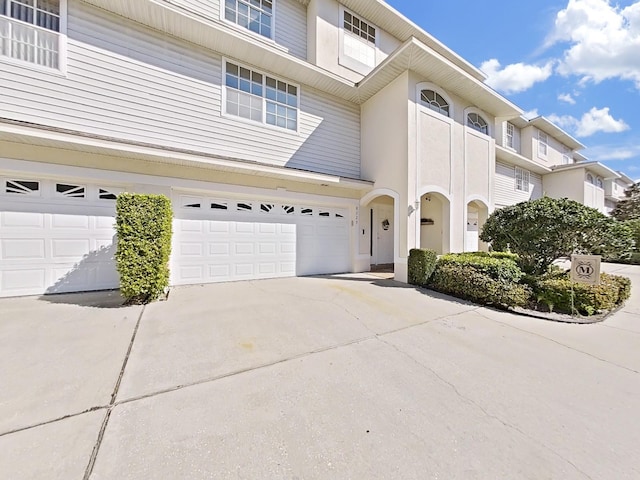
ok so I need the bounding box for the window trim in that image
[338,5,379,75]
[515,167,530,193]
[464,107,491,137]
[562,146,571,165]
[466,112,489,136]
[220,0,276,41]
[0,0,67,74]
[505,122,515,149]
[538,130,549,159]
[222,58,300,133]
[416,82,454,119]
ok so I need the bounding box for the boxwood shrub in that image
[533,273,631,316]
[115,193,173,304]
[428,261,531,309]
[408,249,438,286]
[437,252,524,284]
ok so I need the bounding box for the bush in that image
[533,273,630,316]
[428,262,531,309]
[115,193,173,304]
[408,249,438,286]
[437,252,524,284]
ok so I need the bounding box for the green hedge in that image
[533,273,631,315]
[408,249,438,286]
[115,193,173,304]
[428,262,531,309]
[437,252,524,284]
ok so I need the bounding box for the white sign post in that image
[571,255,601,286]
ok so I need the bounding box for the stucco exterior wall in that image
[543,169,586,203]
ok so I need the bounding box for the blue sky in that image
[386,0,640,180]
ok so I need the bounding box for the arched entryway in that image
[418,190,450,255]
[465,199,490,252]
[360,190,398,272]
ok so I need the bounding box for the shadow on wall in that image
[39,241,125,308]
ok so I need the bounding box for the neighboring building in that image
[0,0,633,297]
[604,172,635,215]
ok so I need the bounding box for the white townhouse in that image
[0,0,632,297]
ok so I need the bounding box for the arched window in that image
[420,89,450,117]
[467,112,488,135]
[586,173,594,184]
[596,177,604,188]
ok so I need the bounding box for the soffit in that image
[359,39,522,118]
[495,146,551,175]
[551,161,619,179]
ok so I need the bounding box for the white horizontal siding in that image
[165,0,307,60]
[274,0,307,60]
[0,1,360,178]
[494,162,542,208]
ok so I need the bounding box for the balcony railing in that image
[0,15,60,69]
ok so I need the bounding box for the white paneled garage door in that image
[0,177,121,298]
[171,192,351,285]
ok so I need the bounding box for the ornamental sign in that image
[571,255,601,286]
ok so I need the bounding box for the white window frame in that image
[338,6,378,75]
[505,122,515,149]
[562,146,571,165]
[223,59,299,133]
[221,0,275,40]
[596,177,604,189]
[515,167,530,193]
[466,112,489,136]
[0,0,67,73]
[416,82,454,120]
[538,130,548,159]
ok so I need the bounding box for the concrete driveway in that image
[1,265,639,479]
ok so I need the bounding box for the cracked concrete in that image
[1,269,639,479]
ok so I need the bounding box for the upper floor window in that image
[515,167,530,193]
[538,131,548,159]
[0,0,62,69]
[586,173,594,185]
[596,177,604,188]
[505,122,514,148]
[562,146,571,164]
[225,61,298,131]
[467,113,488,135]
[340,8,376,72]
[224,0,273,39]
[420,89,450,117]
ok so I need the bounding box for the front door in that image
[374,205,394,265]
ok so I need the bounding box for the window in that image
[237,202,253,212]
[467,113,488,135]
[586,173,594,185]
[562,147,571,165]
[515,167,530,192]
[505,123,514,148]
[225,61,298,131]
[0,0,62,69]
[224,0,272,39]
[55,183,85,198]
[538,131,548,158]
[341,9,376,70]
[420,89,450,117]
[596,177,603,189]
[5,179,39,195]
[98,188,120,200]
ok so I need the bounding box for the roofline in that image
[528,116,585,151]
[550,161,620,179]
[0,119,373,190]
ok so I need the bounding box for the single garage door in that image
[171,192,351,285]
[0,177,121,298]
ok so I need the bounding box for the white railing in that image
[0,16,60,69]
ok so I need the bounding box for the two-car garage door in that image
[171,192,351,285]
[0,175,352,297]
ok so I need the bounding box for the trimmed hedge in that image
[115,193,173,304]
[428,262,531,309]
[437,252,524,284]
[408,249,438,286]
[533,273,631,316]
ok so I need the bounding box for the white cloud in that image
[548,107,629,137]
[523,109,540,120]
[550,0,640,88]
[558,93,576,104]
[480,59,554,94]
[586,144,640,161]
